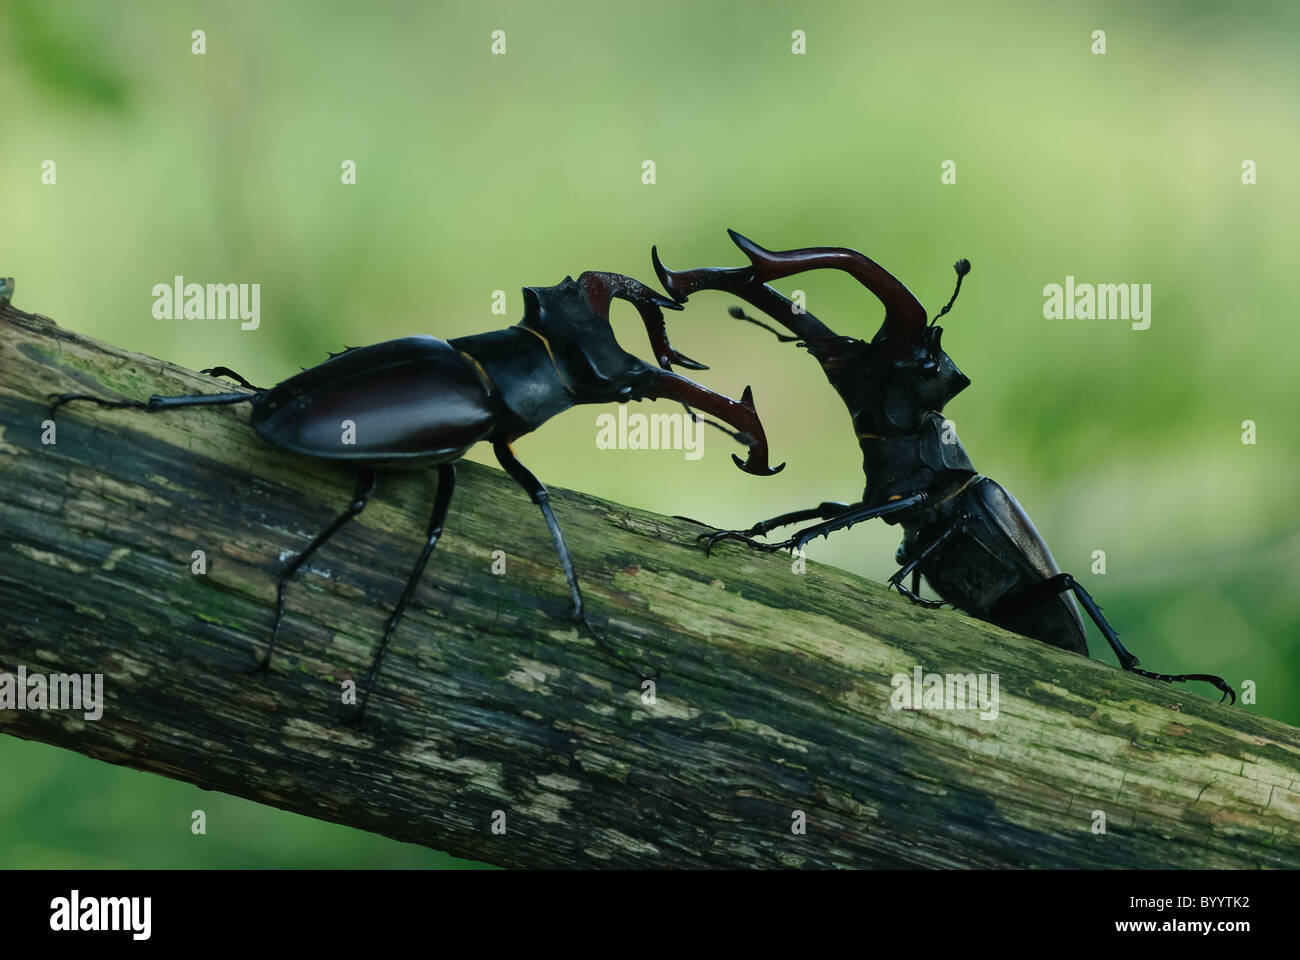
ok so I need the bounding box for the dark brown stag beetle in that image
[652,230,1234,704]
[51,270,782,720]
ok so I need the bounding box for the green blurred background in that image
[2,0,1297,867]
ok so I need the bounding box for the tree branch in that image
[1,300,1297,868]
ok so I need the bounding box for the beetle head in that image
[650,234,973,438]
[877,324,970,427]
[850,260,973,432]
[518,277,648,396]
[518,273,783,475]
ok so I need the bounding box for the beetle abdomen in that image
[250,336,495,464]
[917,479,1088,655]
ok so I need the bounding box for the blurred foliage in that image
[2,0,1296,867]
[7,1,128,110]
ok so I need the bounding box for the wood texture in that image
[1,300,1297,868]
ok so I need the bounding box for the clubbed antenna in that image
[930,259,971,326]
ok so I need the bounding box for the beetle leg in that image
[252,469,378,674]
[1037,573,1236,705]
[887,516,966,608]
[695,530,771,554]
[695,502,851,557]
[493,442,656,682]
[493,443,581,616]
[892,581,943,608]
[352,464,457,725]
[744,502,852,537]
[50,390,254,418]
[768,493,928,554]
[200,366,264,391]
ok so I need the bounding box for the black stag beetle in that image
[652,230,1234,704]
[51,270,782,719]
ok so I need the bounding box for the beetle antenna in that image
[930,258,971,326]
[679,401,754,446]
[728,305,801,343]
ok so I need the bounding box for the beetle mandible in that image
[51,270,783,720]
[651,230,1234,703]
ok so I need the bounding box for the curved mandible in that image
[636,370,785,477]
[577,271,707,372]
[721,230,929,355]
[574,270,782,474]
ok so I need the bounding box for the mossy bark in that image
[1,301,1297,868]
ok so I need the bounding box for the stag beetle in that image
[652,230,1234,704]
[50,270,781,719]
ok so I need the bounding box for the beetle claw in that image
[697,529,772,556]
[731,452,786,476]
